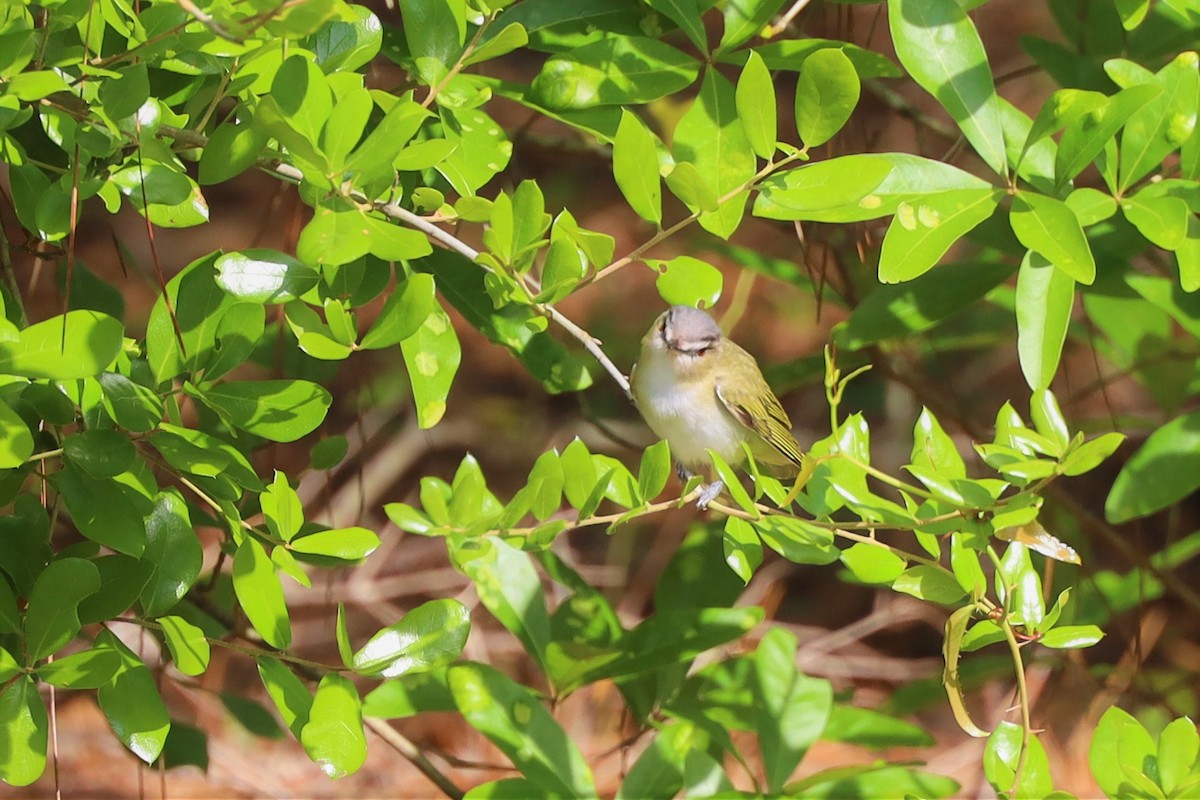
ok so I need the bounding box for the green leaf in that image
[674,69,755,239]
[96,640,171,764]
[215,250,320,304]
[720,0,787,52]
[296,207,371,267]
[911,407,965,478]
[664,161,718,212]
[983,722,1053,798]
[64,429,135,479]
[449,662,596,796]
[262,471,303,543]
[840,543,906,584]
[1090,707,1156,799]
[452,538,552,672]
[0,676,46,786]
[1066,187,1118,226]
[794,47,860,148]
[0,580,17,635]
[57,463,146,556]
[0,310,123,380]
[24,558,99,661]
[835,260,1011,350]
[140,490,202,617]
[1016,250,1075,391]
[997,542,1044,629]
[1009,192,1096,285]
[436,106,513,196]
[149,424,262,490]
[146,254,244,383]
[707,448,758,516]
[197,379,331,442]
[352,599,470,678]
[360,274,436,350]
[1157,716,1199,795]
[364,215,434,262]
[1039,625,1104,649]
[755,628,832,793]
[400,303,461,428]
[37,647,122,689]
[267,54,332,146]
[300,673,366,779]
[522,449,564,523]
[258,657,312,738]
[199,117,270,185]
[887,0,1007,177]
[722,516,762,584]
[637,440,672,501]
[822,705,935,749]
[0,399,32,468]
[1123,194,1189,250]
[612,110,663,225]
[790,765,960,798]
[159,615,210,676]
[646,0,706,51]
[363,670,455,719]
[1118,52,1199,191]
[98,373,164,433]
[878,189,1002,283]
[290,527,381,561]
[400,0,466,85]
[892,565,967,605]
[752,516,839,565]
[232,537,291,650]
[736,51,776,159]
[650,256,723,308]
[463,22,529,67]
[1020,89,1109,166]
[531,36,699,109]
[561,438,599,510]
[1055,84,1160,189]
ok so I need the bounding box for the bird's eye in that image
[696,347,710,357]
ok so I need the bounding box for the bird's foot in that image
[696,480,725,510]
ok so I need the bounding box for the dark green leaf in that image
[37,647,122,689]
[452,538,551,672]
[258,656,312,738]
[140,490,201,617]
[400,0,465,85]
[63,429,135,478]
[57,464,146,556]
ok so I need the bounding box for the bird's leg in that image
[677,464,725,510]
[696,480,725,510]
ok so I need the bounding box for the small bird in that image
[630,305,804,507]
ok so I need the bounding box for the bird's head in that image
[642,305,724,379]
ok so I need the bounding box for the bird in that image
[630,305,804,508]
